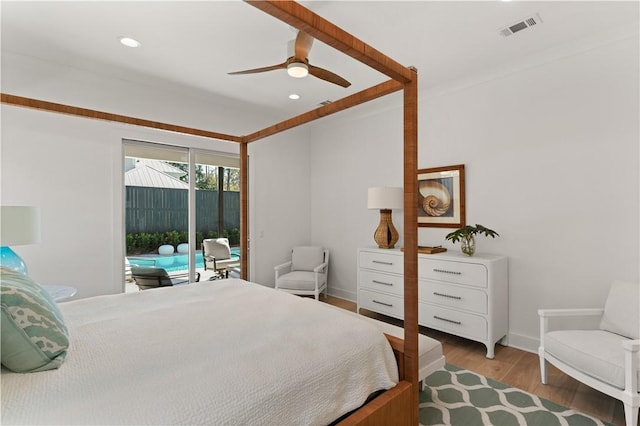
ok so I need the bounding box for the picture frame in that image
[417,164,465,228]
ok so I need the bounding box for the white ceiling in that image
[2,1,638,119]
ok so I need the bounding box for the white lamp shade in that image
[367,187,403,210]
[1,206,41,246]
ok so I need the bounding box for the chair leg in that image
[624,403,639,426]
[538,349,548,384]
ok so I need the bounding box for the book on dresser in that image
[357,247,508,358]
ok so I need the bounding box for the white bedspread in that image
[1,279,398,425]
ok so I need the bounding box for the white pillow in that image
[291,246,324,272]
[599,280,639,339]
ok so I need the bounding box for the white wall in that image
[308,31,639,352]
[308,96,404,300]
[248,128,312,286]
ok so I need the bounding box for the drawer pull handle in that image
[372,280,393,287]
[372,260,393,266]
[433,268,462,275]
[433,291,462,300]
[434,315,461,325]
[373,300,393,307]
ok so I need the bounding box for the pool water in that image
[128,250,239,273]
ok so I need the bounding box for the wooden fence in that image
[125,186,240,233]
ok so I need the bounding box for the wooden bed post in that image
[240,139,249,280]
[403,67,419,425]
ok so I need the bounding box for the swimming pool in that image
[128,250,240,273]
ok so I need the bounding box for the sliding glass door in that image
[123,141,240,289]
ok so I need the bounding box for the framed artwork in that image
[417,164,465,228]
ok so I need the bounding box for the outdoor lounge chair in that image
[130,266,200,290]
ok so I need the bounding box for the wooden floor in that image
[320,294,629,426]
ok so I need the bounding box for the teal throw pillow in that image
[0,268,69,373]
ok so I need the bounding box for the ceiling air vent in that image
[318,100,332,106]
[499,14,543,37]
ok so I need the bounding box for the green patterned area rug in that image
[420,364,613,426]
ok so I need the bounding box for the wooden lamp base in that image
[374,209,399,249]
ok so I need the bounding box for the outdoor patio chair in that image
[130,266,200,290]
[203,238,240,280]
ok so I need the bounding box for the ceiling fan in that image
[228,30,351,88]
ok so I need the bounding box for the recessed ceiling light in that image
[119,37,141,48]
[289,94,300,100]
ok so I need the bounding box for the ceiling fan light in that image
[287,62,308,78]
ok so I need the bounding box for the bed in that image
[1,1,422,423]
[1,279,399,425]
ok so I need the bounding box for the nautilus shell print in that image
[419,181,451,216]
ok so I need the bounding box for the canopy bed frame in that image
[1,1,420,424]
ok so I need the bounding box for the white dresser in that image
[357,247,508,358]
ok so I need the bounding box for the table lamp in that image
[367,187,403,249]
[1,206,41,275]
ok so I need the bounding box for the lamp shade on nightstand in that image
[1,206,41,275]
[367,187,403,249]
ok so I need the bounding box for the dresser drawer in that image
[420,281,487,314]
[419,258,487,288]
[360,251,404,274]
[359,270,404,296]
[420,304,487,340]
[359,289,403,319]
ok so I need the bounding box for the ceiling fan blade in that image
[228,61,287,75]
[308,65,351,88]
[294,31,314,60]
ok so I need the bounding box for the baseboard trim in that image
[328,287,356,303]
[507,332,539,354]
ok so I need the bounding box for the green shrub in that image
[228,228,240,245]
[126,229,239,255]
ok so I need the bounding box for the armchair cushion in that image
[277,271,326,291]
[599,281,640,339]
[545,329,640,390]
[291,246,324,272]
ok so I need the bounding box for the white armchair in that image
[274,246,329,300]
[538,281,640,426]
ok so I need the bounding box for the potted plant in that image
[445,224,499,256]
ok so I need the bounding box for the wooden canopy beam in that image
[0,94,242,143]
[245,1,413,84]
[244,79,402,143]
